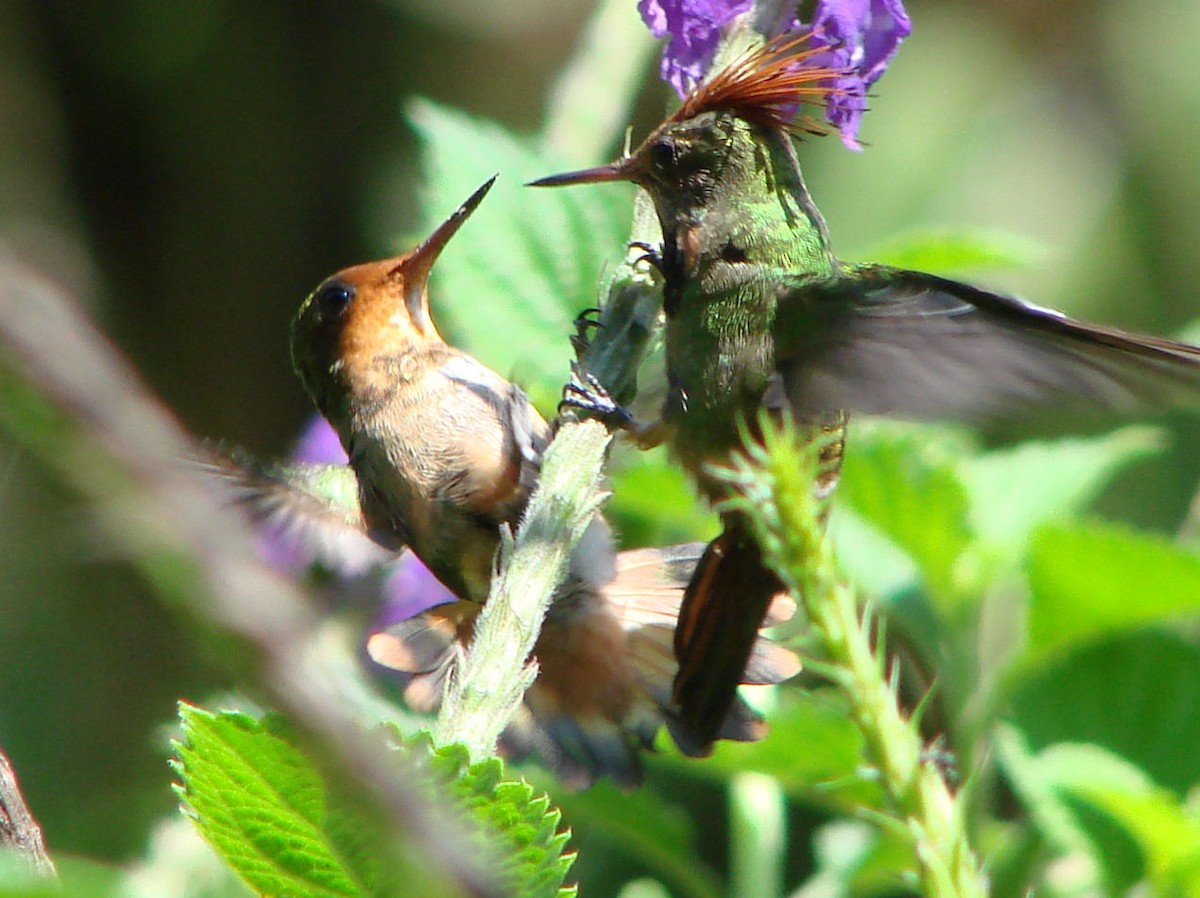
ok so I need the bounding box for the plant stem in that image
[434,419,611,760]
[436,0,665,764]
[0,749,55,880]
[730,772,786,898]
[719,420,989,898]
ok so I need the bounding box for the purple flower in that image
[639,0,911,148]
[639,0,753,97]
[376,551,457,627]
[292,414,348,465]
[809,0,911,149]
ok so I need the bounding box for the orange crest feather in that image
[671,31,848,137]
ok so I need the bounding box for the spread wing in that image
[197,444,393,575]
[772,266,1200,425]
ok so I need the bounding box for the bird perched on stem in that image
[532,31,1200,751]
[207,179,798,786]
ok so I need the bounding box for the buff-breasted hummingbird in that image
[206,178,800,786]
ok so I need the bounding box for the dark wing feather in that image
[773,266,1200,425]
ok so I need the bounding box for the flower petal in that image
[811,0,911,148]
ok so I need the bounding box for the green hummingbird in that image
[532,33,1200,749]
[203,179,800,786]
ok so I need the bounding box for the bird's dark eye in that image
[315,281,354,316]
[649,140,677,171]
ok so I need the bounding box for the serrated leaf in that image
[407,99,633,405]
[174,705,442,898]
[1023,521,1200,669]
[420,745,577,898]
[177,710,576,898]
[962,427,1162,557]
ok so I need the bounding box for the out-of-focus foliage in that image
[2,1,1200,897]
[173,708,576,898]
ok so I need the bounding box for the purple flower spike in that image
[809,0,911,149]
[639,0,910,148]
[639,0,753,97]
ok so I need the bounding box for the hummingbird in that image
[206,178,800,786]
[531,33,1200,749]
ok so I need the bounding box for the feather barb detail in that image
[670,31,849,137]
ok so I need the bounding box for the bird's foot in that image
[560,364,636,431]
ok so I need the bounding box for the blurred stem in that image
[0,254,494,898]
[539,0,656,165]
[730,772,786,898]
[0,749,56,880]
[434,420,611,760]
[715,417,989,898]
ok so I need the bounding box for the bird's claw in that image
[570,307,603,357]
[628,240,664,273]
[559,364,635,431]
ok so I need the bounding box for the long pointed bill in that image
[395,175,496,330]
[526,161,632,188]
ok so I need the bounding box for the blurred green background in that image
[1,0,1198,872]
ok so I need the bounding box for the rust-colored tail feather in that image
[672,526,787,752]
[367,541,799,787]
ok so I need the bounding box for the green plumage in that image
[534,37,1200,747]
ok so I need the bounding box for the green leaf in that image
[688,691,866,802]
[837,424,977,610]
[962,427,1162,558]
[793,820,920,898]
[1023,520,1200,669]
[1006,630,1200,794]
[829,507,920,604]
[997,734,1200,896]
[995,729,1144,895]
[422,742,577,898]
[176,709,577,898]
[407,99,633,404]
[866,228,1045,276]
[175,705,411,898]
[606,446,717,547]
[1073,773,1200,896]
